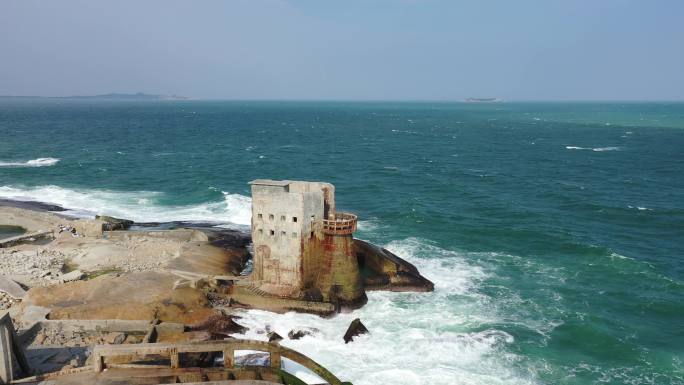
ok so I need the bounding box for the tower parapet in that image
[322,212,357,235]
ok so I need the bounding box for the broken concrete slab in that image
[0,276,26,299]
[19,306,51,328]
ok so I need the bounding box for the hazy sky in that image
[1,0,683,100]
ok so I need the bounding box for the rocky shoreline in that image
[0,198,431,383]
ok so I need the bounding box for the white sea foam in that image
[356,219,381,233]
[565,146,620,152]
[592,146,620,152]
[0,158,60,167]
[232,238,535,385]
[0,185,252,226]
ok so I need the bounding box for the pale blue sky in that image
[1,0,682,100]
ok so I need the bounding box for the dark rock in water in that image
[267,331,283,343]
[354,239,434,292]
[343,318,369,343]
[288,327,319,340]
[187,313,248,337]
[96,215,134,231]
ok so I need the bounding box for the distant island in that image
[464,97,503,103]
[0,92,190,100]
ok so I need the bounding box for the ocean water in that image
[1,99,683,384]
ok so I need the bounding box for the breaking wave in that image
[232,238,535,385]
[0,185,251,226]
[565,146,620,152]
[0,157,60,167]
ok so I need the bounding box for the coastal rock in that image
[187,313,248,337]
[60,270,85,282]
[0,275,27,299]
[288,327,319,340]
[96,215,134,231]
[267,331,283,343]
[23,271,218,324]
[343,318,369,344]
[354,239,434,292]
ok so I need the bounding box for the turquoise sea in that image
[1,99,683,385]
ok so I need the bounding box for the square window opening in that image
[270,230,275,236]
[292,217,298,223]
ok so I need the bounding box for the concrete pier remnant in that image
[0,313,30,384]
[248,180,365,307]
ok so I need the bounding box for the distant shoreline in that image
[0,92,190,101]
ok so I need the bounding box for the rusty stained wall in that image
[251,184,308,297]
[321,233,364,303]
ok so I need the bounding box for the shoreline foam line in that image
[0,157,60,167]
[0,185,251,226]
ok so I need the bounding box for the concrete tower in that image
[249,180,365,306]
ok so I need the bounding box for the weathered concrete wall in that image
[0,312,30,384]
[249,179,364,307]
[318,234,365,305]
[251,181,308,297]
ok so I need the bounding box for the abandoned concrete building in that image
[248,180,365,306]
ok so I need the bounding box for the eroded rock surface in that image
[23,271,217,324]
[355,239,435,292]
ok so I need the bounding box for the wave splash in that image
[233,238,534,385]
[0,158,60,167]
[0,185,251,226]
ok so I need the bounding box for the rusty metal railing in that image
[322,212,357,235]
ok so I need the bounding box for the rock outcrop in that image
[354,239,434,292]
[96,215,133,231]
[343,318,369,343]
[288,327,319,340]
